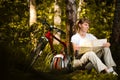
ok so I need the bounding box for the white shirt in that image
[71,33,97,46]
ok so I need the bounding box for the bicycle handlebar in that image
[39,18,66,34]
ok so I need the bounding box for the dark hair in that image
[78,18,90,24]
[74,18,90,33]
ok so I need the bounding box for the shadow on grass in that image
[5,67,119,80]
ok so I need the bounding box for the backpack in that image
[50,53,72,71]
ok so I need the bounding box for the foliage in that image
[36,0,54,24]
[79,0,115,40]
[0,0,30,70]
[31,44,53,72]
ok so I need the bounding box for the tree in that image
[66,0,77,55]
[53,0,61,44]
[77,0,83,19]
[29,0,37,49]
[29,0,37,26]
[110,0,120,71]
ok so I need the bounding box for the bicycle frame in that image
[30,20,67,67]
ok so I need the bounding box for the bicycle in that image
[29,19,72,72]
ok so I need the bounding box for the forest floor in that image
[4,68,119,80]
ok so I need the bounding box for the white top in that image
[71,33,97,46]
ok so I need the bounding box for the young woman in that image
[71,18,118,75]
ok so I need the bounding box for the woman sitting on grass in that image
[71,18,118,76]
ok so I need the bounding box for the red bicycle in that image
[29,19,72,71]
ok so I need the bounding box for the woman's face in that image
[79,22,89,33]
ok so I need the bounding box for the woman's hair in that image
[78,18,90,24]
[74,18,90,33]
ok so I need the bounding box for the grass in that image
[5,68,118,80]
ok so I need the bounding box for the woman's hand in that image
[103,42,111,48]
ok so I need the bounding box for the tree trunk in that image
[110,0,120,70]
[53,0,61,44]
[77,0,83,19]
[29,0,37,26]
[29,0,37,49]
[66,0,77,55]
